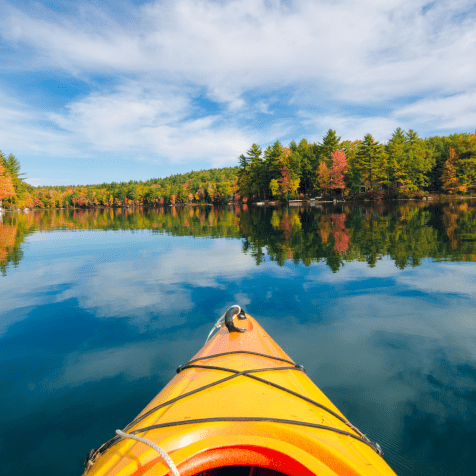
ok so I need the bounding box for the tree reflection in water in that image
[1,201,476,275]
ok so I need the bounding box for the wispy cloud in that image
[1,0,476,183]
[0,233,259,334]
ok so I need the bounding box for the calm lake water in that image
[1,202,476,476]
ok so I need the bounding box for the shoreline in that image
[2,194,476,212]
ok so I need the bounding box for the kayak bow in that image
[83,306,397,476]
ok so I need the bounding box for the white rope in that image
[204,313,226,344]
[115,430,180,476]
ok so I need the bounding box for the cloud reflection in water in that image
[1,216,476,476]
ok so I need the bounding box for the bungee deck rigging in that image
[82,306,397,476]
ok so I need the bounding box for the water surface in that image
[1,202,475,476]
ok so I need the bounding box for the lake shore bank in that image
[2,194,476,211]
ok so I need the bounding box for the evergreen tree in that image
[341,139,360,192]
[295,139,317,195]
[238,144,262,200]
[238,154,249,170]
[354,134,388,190]
[247,143,265,200]
[319,129,341,167]
[263,141,285,199]
[404,130,436,190]
[386,128,408,189]
[426,135,447,191]
[287,142,302,185]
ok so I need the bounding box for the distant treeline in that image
[1,128,475,209]
[0,152,239,209]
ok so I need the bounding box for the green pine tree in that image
[354,134,388,191]
[319,129,341,167]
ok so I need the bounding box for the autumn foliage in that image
[330,150,348,191]
[0,225,16,264]
[441,148,462,193]
[317,163,331,195]
[2,127,476,211]
[331,214,349,253]
[0,163,15,202]
[0,158,240,209]
[237,129,476,200]
[2,201,476,276]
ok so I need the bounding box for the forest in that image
[1,128,475,209]
[237,129,476,201]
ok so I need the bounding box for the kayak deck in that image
[83,310,397,476]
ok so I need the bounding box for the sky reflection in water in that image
[1,204,476,476]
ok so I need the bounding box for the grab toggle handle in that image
[225,305,247,333]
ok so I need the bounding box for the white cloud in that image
[305,258,476,299]
[395,92,476,132]
[398,262,476,295]
[49,342,170,388]
[303,113,402,142]
[48,83,190,147]
[0,92,80,157]
[146,239,259,288]
[1,80,253,167]
[4,0,476,100]
[260,282,476,434]
[303,257,402,286]
[0,232,259,335]
[1,0,476,180]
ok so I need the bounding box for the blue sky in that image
[1,0,476,186]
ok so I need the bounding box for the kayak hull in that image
[84,313,397,476]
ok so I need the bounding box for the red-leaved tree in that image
[331,214,349,253]
[330,150,348,191]
[278,158,291,195]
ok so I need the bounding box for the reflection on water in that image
[2,201,476,275]
[1,202,476,476]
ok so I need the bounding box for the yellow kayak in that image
[83,306,398,476]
